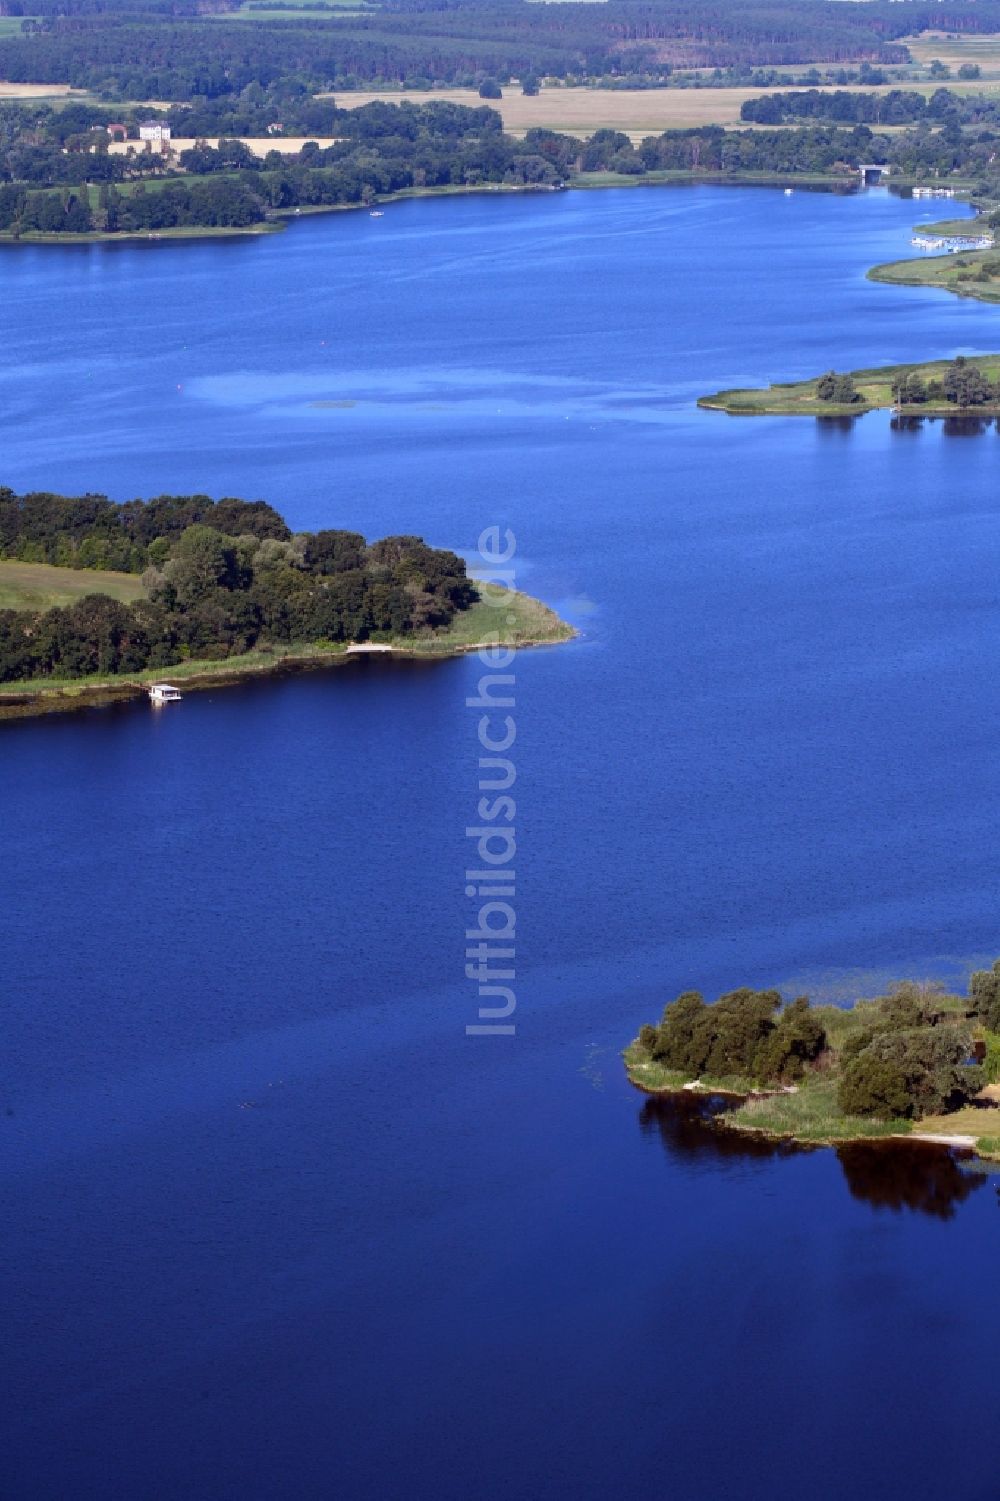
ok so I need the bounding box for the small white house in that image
[139,121,172,151]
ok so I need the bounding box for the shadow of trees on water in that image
[638,1092,991,1219]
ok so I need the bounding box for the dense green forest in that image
[630,966,1000,1121]
[5,1,1000,96]
[0,489,478,680]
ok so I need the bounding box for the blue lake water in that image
[3,184,1000,1500]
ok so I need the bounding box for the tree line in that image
[891,357,1000,409]
[7,1,1000,99]
[808,362,1000,410]
[741,86,985,127]
[0,489,478,681]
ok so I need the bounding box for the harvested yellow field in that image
[0,81,83,99]
[328,86,763,139]
[108,136,343,158]
[328,79,1000,140]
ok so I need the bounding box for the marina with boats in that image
[911,232,994,252]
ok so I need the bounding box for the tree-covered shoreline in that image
[0,488,479,681]
[10,80,1000,240]
[625,967,1000,1152]
[699,355,1000,417]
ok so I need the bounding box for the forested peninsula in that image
[625,966,1000,1158]
[0,488,572,718]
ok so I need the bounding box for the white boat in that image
[149,683,182,704]
[370,210,384,218]
[784,188,793,196]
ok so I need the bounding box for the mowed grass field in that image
[0,561,146,611]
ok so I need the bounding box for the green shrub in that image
[816,371,861,404]
[637,1022,658,1054]
[838,1054,911,1119]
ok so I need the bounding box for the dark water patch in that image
[638,1092,991,1219]
[639,1089,804,1162]
[836,1140,989,1220]
[941,414,995,438]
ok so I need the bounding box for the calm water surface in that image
[3,186,1000,1500]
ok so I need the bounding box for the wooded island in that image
[626,966,1000,1156]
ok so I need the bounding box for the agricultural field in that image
[903,31,1000,80]
[331,79,1000,141]
[0,81,80,99]
[0,561,146,612]
[330,85,797,139]
[212,1,369,15]
[107,137,343,160]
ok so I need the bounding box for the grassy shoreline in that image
[868,246,1000,305]
[699,354,1000,416]
[623,1043,998,1156]
[0,584,575,722]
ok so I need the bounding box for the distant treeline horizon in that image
[3,0,1000,97]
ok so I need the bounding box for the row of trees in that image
[0,496,478,683]
[891,358,1000,409]
[634,977,988,1120]
[741,86,988,127]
